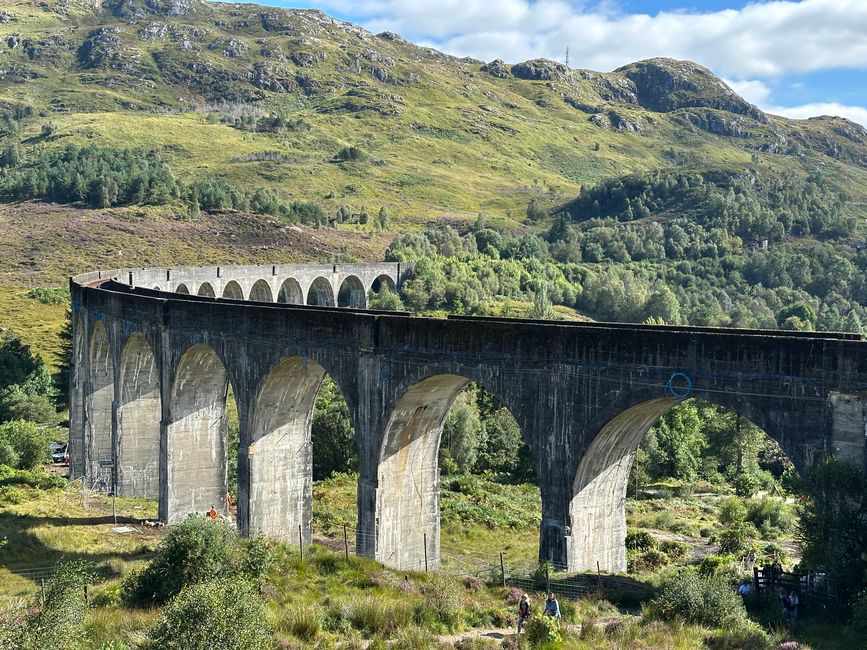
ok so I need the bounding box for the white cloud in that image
[307,0,867,79]
[721,78,772,105]
[766,102,867,128]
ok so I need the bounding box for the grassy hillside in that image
[0,0,865,226]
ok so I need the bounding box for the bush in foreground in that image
[122,516,272,606]
[10,561,95,650]
[148,579,272,650]
[645,569,749,628]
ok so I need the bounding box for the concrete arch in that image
[567,395,788,572]
[248,356,328,541]
[222,280,244,300]
[117,334,160,498]
[167,345,229,522]
[277,278,303,304]
[306,277,335,307]
[197,282,216,298]
[175,284,190,295]
[86,320,114,489]
[338,275,367,309]
[376,374,471,571]
[568,398,675,572]
[370,274,397,296]
[249,279,274,303]
[153,286,161,291]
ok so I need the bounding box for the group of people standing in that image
[516,592,560,633]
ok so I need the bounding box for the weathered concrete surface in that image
[117,334,160,498]
[70,265,867,573]
[377,374,468,570]
[249,357,325,542]
[85,320,114,488]
[166,345,228,521]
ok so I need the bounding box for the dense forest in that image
[385,166,867,333]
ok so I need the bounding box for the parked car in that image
[50,442,68,464]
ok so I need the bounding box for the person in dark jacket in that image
[517,594,530,633]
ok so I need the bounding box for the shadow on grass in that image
[0,511,154,583]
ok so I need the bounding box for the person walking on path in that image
[544,592,561,625]
[517,594,530,634]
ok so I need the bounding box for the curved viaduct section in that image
[70,264,867,573]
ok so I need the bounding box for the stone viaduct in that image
[69,264,867,573]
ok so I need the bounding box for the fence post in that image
[40,578,45,607]
[423,532,428,573]
[298,524,303,563]
[343,524,349,562]
[596,561,602,592]
[84,584,88,606]
[545,562,550,593]
[499,552,506,588]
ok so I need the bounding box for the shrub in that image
[24,288,70,305]
[0,421,50,470]
[626,529,656,552]
[336,146,367,162]
[0,465,65,489]
[15,561,95,650]
[123,516,270,606]
[525,613,561,646]
[632,549,669,572]
[148,579,272,650]
[718,521,757,555]
[659,539,690,562]
[699,554,737,577]
[718,497,746,526]
[745,497,795,537]
[734,473,761,498]
[646,569,748,628]
[761,542,788,564]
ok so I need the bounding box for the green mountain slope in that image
[1,0,866,226]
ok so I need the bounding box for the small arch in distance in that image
[338,275,366,309]
[306,277,335,307]
[175,284,190,294]
[249,279,274,303]
[222,280,244,300]
[197,282,216,298]
[277,278,303,304]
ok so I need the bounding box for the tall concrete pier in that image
[70,264,867,572]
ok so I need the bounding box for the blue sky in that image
[238,0,867,126]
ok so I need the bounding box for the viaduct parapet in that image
[70,264,867,573]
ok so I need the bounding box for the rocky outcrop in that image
[579,71,638,105]
[78,28,144,75]
[108,0,201,19]
[481,59,510,79]
[209,38,248,58]
[614,58,768,123]
[677,109,752,138]
[589,111,642,132]
[291,51,326,68]
[251,62,295,93]
[564,97,603,114]
[512,58,570,82]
